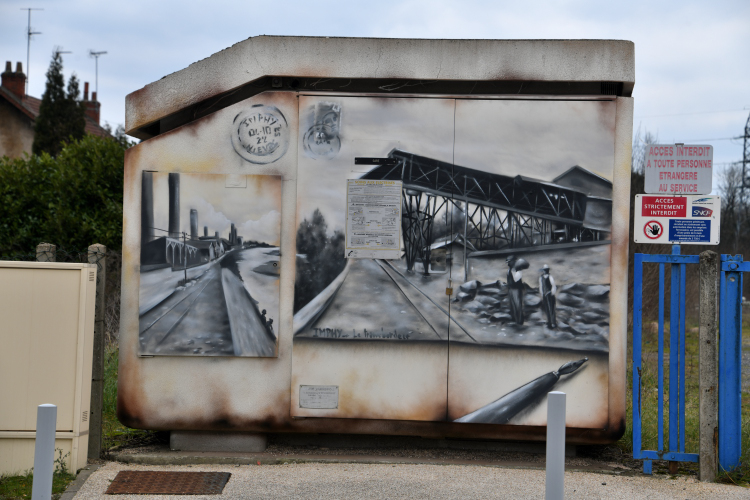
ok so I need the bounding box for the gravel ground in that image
[72,461,749,499]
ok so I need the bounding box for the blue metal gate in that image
[633,246,699,473]
[633,248,746,474]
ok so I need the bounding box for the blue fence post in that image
[719,254,744,472]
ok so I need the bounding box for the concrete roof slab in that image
[126,36,634,136]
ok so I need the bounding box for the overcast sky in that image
[1,0,748,188]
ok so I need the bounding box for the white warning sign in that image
[634,195,720,245]
[644,144,713,195]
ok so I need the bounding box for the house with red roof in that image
[0,60,111,158]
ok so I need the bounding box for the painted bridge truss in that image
[360,150,603,273]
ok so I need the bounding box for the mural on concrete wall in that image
[139,172,281,357]
[292,95,616,425]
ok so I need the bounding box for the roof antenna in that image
[89,50,107,98]
[21,7,43,96]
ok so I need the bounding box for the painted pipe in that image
[546,391,566,500]
[31,404,57,500]
[454,358,586,424]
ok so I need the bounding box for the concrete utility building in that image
[0,60,110,158]
[121,36,634,451]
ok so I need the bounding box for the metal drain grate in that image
[106,471,231,495]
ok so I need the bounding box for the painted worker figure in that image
[539,264,557,328]
[507,255,525,325]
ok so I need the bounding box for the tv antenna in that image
[54,48,72,58]
[21,7,43,95]
[89,50,107,97]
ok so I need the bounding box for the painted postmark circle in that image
[231,105,289,164]
[643,220,663,240]
[303,123,341,159]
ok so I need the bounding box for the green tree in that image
[294,209,346,312]
[0,135,125,256]
[103,122,137,149]
[32,50,86,157]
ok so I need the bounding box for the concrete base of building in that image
[270,433,576,457]
[170,431,268,452]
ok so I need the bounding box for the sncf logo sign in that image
[692,206,713,217]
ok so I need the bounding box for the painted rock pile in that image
[454,279,610,346]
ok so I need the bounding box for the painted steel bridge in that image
[359,149,608,274]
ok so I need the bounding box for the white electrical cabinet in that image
[0,261,96,475]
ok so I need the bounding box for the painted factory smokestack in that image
[190,209,198,240]
[140,171,154,245]
[168,173,180,238]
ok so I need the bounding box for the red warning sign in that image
[643,220,663,239]
[641,196,687,217]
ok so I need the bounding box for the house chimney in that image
[1,61,26,99]
[84,87,101,124]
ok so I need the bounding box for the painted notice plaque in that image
[299,385,339,409]
[644,144,713,194]
[634,194,720,245]
[345,179,402,259]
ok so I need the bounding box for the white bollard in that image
[545,391,566,500]
[31,404,57,500]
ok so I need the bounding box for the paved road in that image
[138,248,278,356]
[139,261,234,355]
[71,461,749,499]
[300,259,441,341]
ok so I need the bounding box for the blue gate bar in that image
[640,254,699,264]
[669,245,680,455]
[639,450,700,462]
[658,263,665,455]
[679,259,687,453]
[719,255,748,472]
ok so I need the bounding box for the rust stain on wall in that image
[119,87,630,445]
